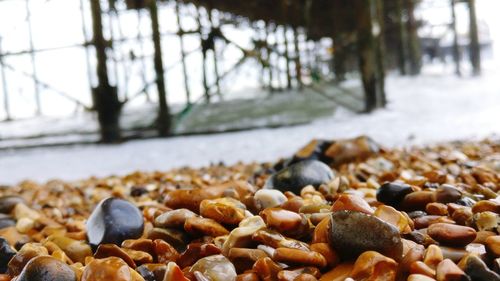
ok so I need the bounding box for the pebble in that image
[184,216,229,237]
[0,238,15,274]
[264,160,334,194]
[436,259,470,281]
[318,262,354,281]
[94,244,137,268]
[200,198,247,225]
[260,208,309,238]
[374,205,412,233]
[46,235,92,264]
[350,251,398,281]
[0,196,25,214]
[401,191,436,211]
[407,274,437,281]
[177,242,219,268]
[81,257,133,281]
[154,209,196,229]
[164,262,189,281]
[189,255,237,281]
[485,235,500,258]
[253,189,288,210]
[273,247,327,268]
[252,257,282,281]
[330,194,373,215]
[222,216,266,255]
[86,198,144,247]
[458,254,500,281]
[328,210,403,261]
[427,223,477,247]
[16,256,76,281]
[376,182,413,207]
[435,185,462,204]
[424,245,443,269]
[7,243,49,276]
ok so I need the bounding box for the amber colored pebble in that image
[184,216,229,237]
[414,216,455,229]
[122,239,154,255]
[281,197,305,213]
[374,205,412,233]
[153,239,179,264]
[310,243,339,268]
[410,261,436,278]
[46,235,92,264]
[81,257,131,281]
[260,208,310,239]
[0,274,11,281]
[401,191,436,211]
[7,243,49,276]
[229,248,268,272]
[451,208,473,227]
[330,194,373,215]
[427,223,476,247]
[485,235,500,258]
[176,243,221,268]
[278,267,321,281]
[407,274,437,281]
[350,251,398,281]
[122,248,153,266]
[273,248,327,268]
[163,262,189,281]
[436,259,469,281]
[424,245,444,269]
[426,203,449,216]
[472,231,496,244]
[200,198,246,225]
[94,244,136,268]
[253,257,282,281]
[319,262,354,281]
[294,274,318,281]
[236,272,260,281]
[312,217,330,244]
[472,200,500,214]
[398,245,426,280]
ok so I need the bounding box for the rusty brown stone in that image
[427,223,477,247]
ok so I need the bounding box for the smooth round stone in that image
[0,196,25,214]
[427,223,477,247]
[16,256,76,281]
[189,255,237,281]
[459,254,500,281]
[81,257,131,281]
[376,182,413,207]
[86,197,144,247]
[435,184,463,204]
[264,160,334,194]
[253,189,287,209]
[328,211,403,261]
[0,237,15,274]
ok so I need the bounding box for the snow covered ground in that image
[1,63,499,185]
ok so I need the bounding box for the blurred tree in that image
[405,0,422,75]
[467,0,480,75]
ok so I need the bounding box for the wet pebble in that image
[458,254,500,281]
[16,256,76,281]
[328,210,403,261]
[154,209,196,229]
[189,255,237,281]
[427,223,476,247]
[86,197,144,247]
[81,257,132,281]
[264,160,334,194]
[0,238,15,274]
[200,198,246,225]
[260,208,309,239]
[350,251,398,281]
[376,182,413,207]
[253,189,287,210]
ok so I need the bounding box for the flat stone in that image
[16,256,76,281]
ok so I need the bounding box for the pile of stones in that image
[0,136,499,281]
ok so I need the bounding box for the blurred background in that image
[0,0,499,184]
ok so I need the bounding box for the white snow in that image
[1,63,499,185]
